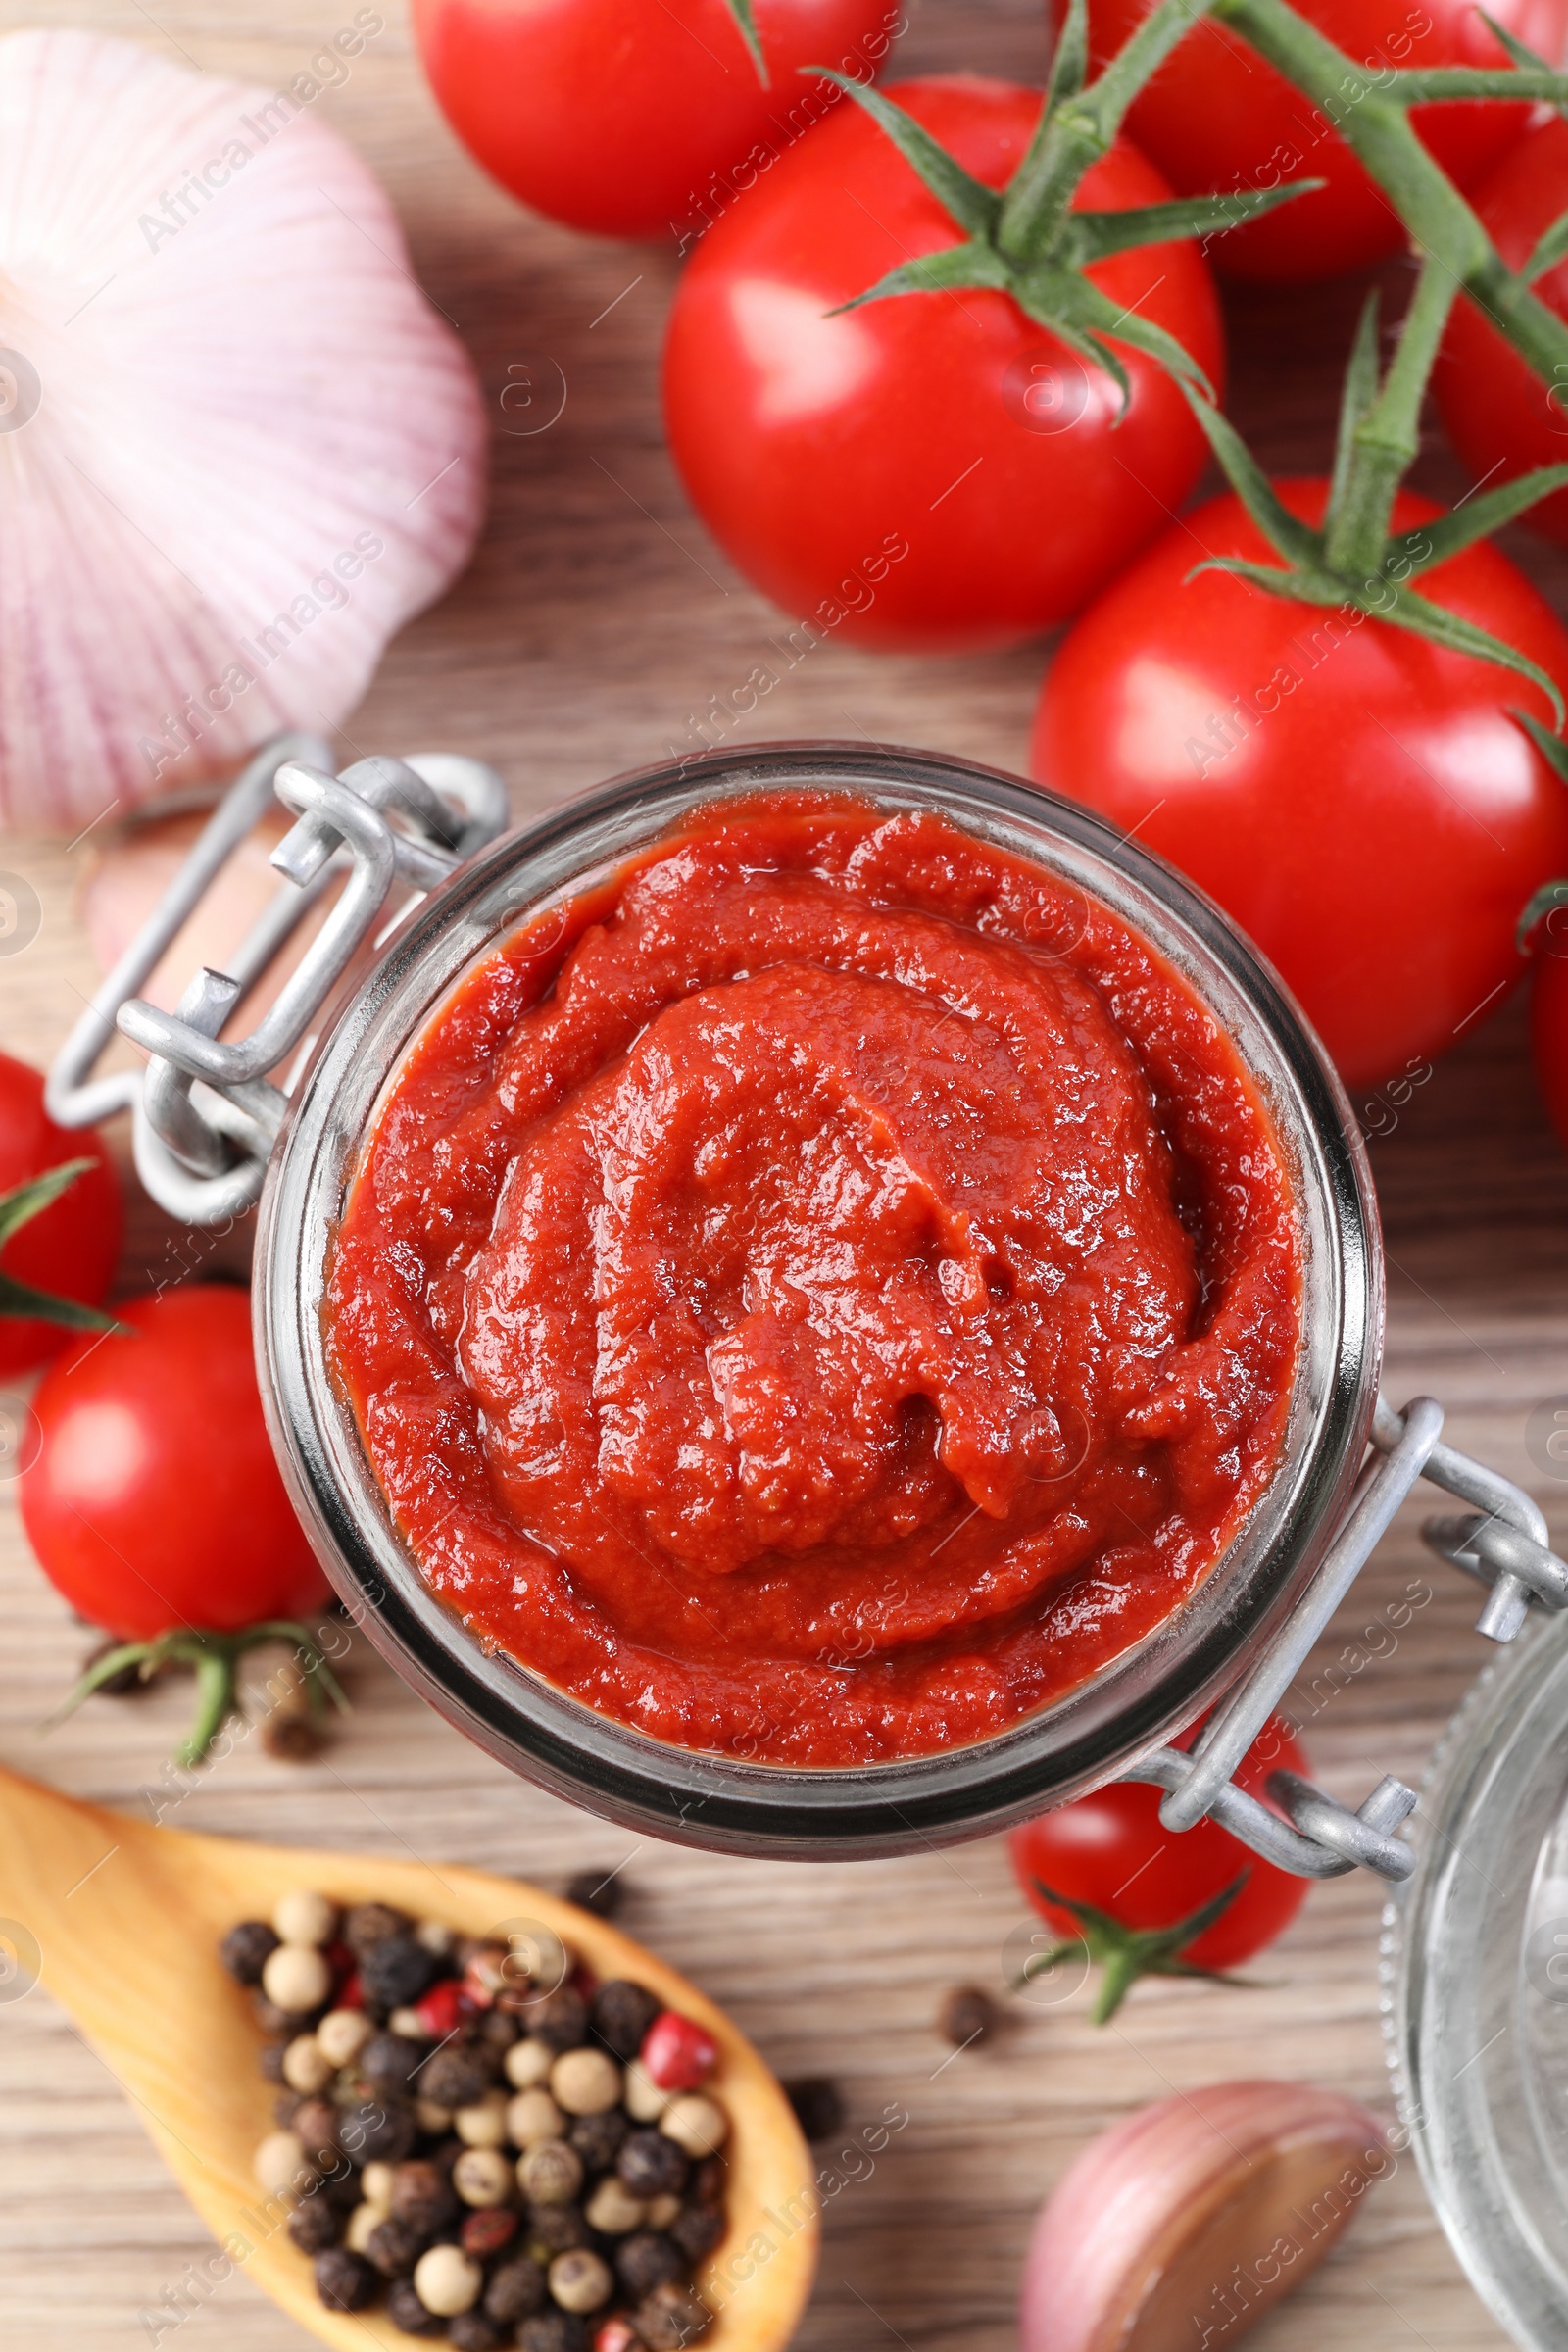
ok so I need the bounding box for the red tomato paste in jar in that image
[327,796,1300,1766]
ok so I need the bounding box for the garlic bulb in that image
[0,28,486,833]
[1019,2080,1388,2350]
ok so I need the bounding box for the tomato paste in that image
[327,796,1299,1766]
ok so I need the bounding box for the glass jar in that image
[249,739,1380,1857]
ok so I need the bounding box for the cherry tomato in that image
[0,1052,121,1380]
[1078,0,1568,283]
[1435,118,1568,546]
[20,1284,327,1642]
[1008,1715,1311,1974]
[1030,479,1568,1088]
[412,0,901,242]
[662,75,1224,652]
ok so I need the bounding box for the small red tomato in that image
[640,2009,718,2091]
[413,0,900,241]
[0,1051,121,1379]
[1435,119,1568,548]
[19,1284,327,1641]
[1079,0,1568,284]
[416,1978,477,2040]
[1008,1715,1311,1982]
[1031,479,1568,1087]
[662,75,1224,652]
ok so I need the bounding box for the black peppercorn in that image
[288,2195,341,2256]
[461,2207,518,2260]
[272,2089,303,2131]
[616,2131,689,2200]
[783,2077,844,2142]
[590,1979,660,2062]
[525,2202,589,2257]
[360,2033,428,2095]
[338,2099,418,2166]
[479,2008,519,2053]
[669,2203,725,2262]
[519,2316,587,2352]
[390,2159,462,2235]
[615,2232,684,2298]
[450,2315,507,2352]
[386,2278,445,2336]
[314,2247,376,2312]
[483,2255,549,2325]
[251,1991,296,2038]
[936,1984,997,2048]
[365,2217,427,2279]
[362,1935,441,2013]
[419,2042,494,2110]
[636,2283,711,2350]
[220,1920,279,1985]
[565,1868,624,1920]
[429,2134,466,2181]
[568,2108,627,2174]
[292,2098,341,2165]
[342,1900,413,1956]
[528,1985,588,2051]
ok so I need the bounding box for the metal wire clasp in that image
[46,734,508,1225]
[1124,1396,1568,1883]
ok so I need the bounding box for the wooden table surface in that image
[1,2,1564,2346]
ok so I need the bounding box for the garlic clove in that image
[1019,2079,1388,2352]
[0,29,486,833]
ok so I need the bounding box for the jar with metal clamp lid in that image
[46,735,1568,1874]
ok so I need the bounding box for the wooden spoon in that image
[0,1762,818,2350]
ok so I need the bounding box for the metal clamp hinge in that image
[46,736,508,1225]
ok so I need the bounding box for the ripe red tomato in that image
[0,1052,121,1380]
[662,76,1224,652]
[1008,1715,1311,1974]
[1435,118,1568,546]
[1030,479,1568,1088]
[20,1284,327,1641]
[412,0,901,242]
[1079,0,1568,283]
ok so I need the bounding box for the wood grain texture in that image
[0,2,1563,2348]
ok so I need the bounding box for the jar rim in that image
[256,739,1383,1858]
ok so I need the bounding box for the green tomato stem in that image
[1323,252,1459,574]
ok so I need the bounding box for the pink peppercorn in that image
[639,2010,717,2093]
[594,2321,641,2352]
[337,1969,365,2011]
[416,1977,477,2039]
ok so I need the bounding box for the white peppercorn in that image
[548,2249,612,2315]
[551,2048,622,2117]
[413,2244,484,2319]
[504,2038,555,2091]
[456,2089,511,2149]
[660,2095,727,2158]
[261,1943,332,2017]
[622,2060,672,2122]
[644,2193,682,2232]
[317,2008,372,2069]
[517,2138,583,2206]
[281,2035,334,2097]
[453,2147,514,2209]
[389,2005,430,2039]
[344,2202,386,2256]
[416,1918,455,1956]
[584,2179,647,2236]
[416,2098,455,2134]
[359,2162,395,2213]
[272,1889,338,1948]
[253,2130,316,2198]
[506,2087,565,2147]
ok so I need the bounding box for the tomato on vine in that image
[1077,0,1568,283]
[663,43,1314,651]
[0,1051,121,1380]
[412,0,903,242]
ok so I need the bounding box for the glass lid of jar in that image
[1389,1611,1568,2350]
